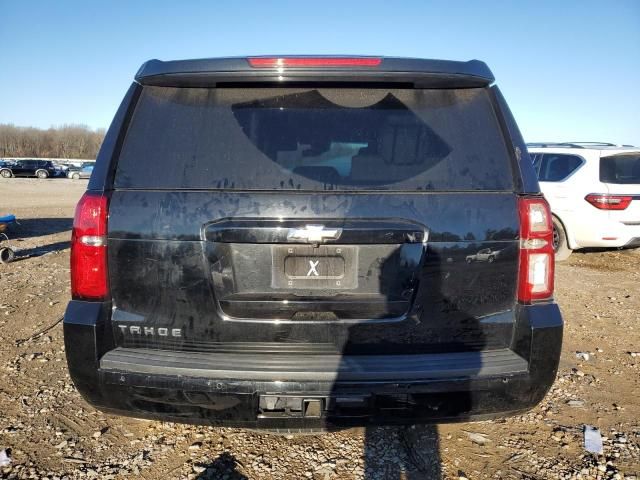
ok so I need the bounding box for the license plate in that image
[271,245,358,289]
[284,256,345,279]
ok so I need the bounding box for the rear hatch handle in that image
[202,218,428,244]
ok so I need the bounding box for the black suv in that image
[0,159,57,179]
[64,56,563,430]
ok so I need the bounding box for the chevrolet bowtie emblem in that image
[287,225,342,243]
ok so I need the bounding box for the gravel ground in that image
[0,178,639,479]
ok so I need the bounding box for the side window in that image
[538,154,584,182]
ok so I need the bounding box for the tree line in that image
[0,124,106,159]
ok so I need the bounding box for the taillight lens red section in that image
[518,197,554,303]
[71,192,109,300]
[585,194,632,210]
[248,57,382,68]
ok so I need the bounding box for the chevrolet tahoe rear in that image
[64,56,563,430]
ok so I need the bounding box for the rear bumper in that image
[64,301,563,428]
[571,217,640,249]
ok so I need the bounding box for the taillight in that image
[518,197,554,303]
[247,57,382,68]
[585,194,632,210]
[71,192,109,300]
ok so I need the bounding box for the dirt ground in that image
[0,178,638,480]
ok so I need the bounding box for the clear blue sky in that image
[1,0,638,144]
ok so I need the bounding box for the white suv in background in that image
[527,142,640,260]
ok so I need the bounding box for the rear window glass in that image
[600,155,640,184]
[115,87,514,191]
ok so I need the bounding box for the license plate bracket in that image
[271,245,358,290]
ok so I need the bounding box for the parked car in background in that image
[527,142,640,260]
[0,159,58,179]
[68,165,94,180]
[64,56,562,430]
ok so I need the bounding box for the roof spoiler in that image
[135,56,495,88]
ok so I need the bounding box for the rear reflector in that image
[585,194,632,210]
[71,192,109,300]
[248,57,382,68]
[517,197,554,303]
